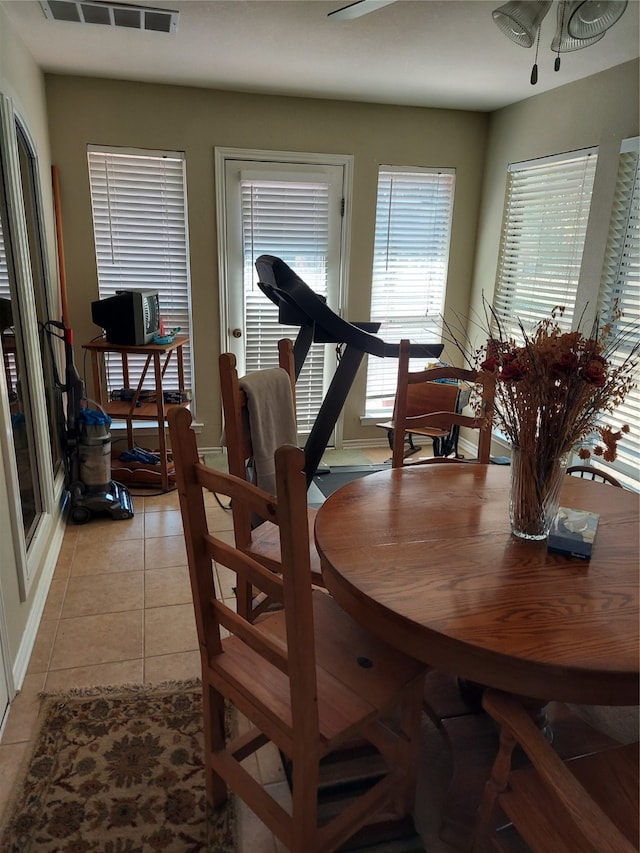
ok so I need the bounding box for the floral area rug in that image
[0,680,236,852]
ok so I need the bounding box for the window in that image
[597,137,639,484]
[365,167,455,419]
[493,149,597,340]
[87,146,191,396]
[492,144,639,488]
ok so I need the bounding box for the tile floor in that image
[0,444,456,852]
[0,481,299,851]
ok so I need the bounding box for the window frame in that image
[215,147,353,439]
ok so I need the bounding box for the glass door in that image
[0,94,57,599]
[0,160,41,540]
[16,121,64,476]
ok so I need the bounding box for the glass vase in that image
[509,447,569,540]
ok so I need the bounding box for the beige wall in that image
[0,3,62,672]
[44,75,489,447]
[470,60,639,343]
[47,64,638,451]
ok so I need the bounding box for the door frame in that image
[214,147,353,446]
[0,95,58,601]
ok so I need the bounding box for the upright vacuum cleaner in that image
[45,319,134,524]
[47,166,133,523]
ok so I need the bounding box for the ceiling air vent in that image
[40,1,178,33]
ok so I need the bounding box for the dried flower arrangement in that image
[444,302,639,537]
[446,302,639,464]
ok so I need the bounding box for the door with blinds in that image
[220,155,348,436]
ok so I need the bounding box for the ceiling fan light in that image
[567,0,628,38]
[552,0,607,51]
[551,28,605,51]
[492,1,553,48]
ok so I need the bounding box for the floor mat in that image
[313,464,389,499]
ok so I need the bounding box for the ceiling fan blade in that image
[328,0,397,22]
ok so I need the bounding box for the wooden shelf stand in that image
[83,335,190,492]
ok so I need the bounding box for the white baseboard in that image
[198,446,225,456]
[12,505,67,691]
[199,436,509,456]
[341,438,389,449]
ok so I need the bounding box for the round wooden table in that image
[315,463,639,706]
[316,464,639,849]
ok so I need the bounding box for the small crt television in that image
[91,290,160,346]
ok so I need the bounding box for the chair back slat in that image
[195,462,278,514]
[219,354,253,474]
[203,534,285,604]
[566,465,623,488]
[404,410,485,435]
[407,365,477,384]
[404,380,459,420]
[277,337,296,408]
[211,600,289,675]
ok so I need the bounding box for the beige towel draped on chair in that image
[239,367,298,496]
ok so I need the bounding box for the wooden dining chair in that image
[473,689,639,853]
[167,406,428,853]
[567,464,623,488]
[219,340,325,621]
[390,339,496,468]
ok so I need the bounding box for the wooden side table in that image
[82,336,190,492]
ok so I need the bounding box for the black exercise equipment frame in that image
[254,255,444,485]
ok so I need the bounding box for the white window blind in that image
[0,213,10,300]
[240,178,332,433]
[597,137,640,483]
[365,167,455,418]
[0,216,8,293]
[493,149,597,340]
[87,146,191,396]
[0,216,17,390]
